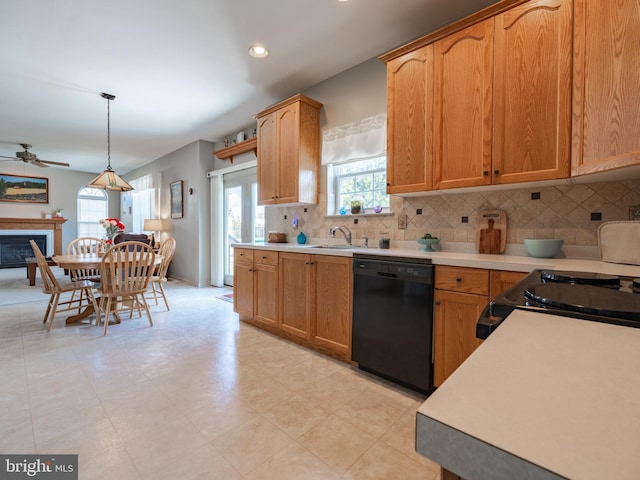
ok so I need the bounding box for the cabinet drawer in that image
[435,266,489,295]
[234,248,254,264]
[254,250,278,266]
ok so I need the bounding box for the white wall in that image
[0,163,119,250]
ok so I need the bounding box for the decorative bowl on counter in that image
[523,238,564,258]
[417,238,440,251]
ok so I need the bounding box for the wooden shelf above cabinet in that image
[213,137,257,163]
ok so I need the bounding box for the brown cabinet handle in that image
[494,169,500,175]
[434,301,441,306]
[262,255,267,259]
[456,277,462,282]
[483,171,489,176]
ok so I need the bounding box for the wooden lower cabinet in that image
[235,249,353,361]
[433,266,526,387]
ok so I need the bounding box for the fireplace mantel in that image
[0,217,67,255]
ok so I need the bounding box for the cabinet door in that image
[493,0,571,184]
[254,262,278,328]
[386,44,433,194]
[313,255,352,360]
[276,102,301,204]
[433,289,487,386]
[233,262,254,318]
[433,18,494,190]
[257,112,278,205]
[489,270,527,298]
[279,252,313,340]
[572,0,640,175]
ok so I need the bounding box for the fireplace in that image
[0,235,47,268]
[0,217,66,257]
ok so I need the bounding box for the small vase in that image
[297,232,307,245]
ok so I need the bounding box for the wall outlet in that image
[398,213,408,230]
[630,205,640,221]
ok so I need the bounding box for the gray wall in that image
[125,140,216,286]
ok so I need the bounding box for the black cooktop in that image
[477,269,640,339]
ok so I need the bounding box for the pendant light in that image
[87,92,134,191]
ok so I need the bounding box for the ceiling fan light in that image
[87,168,134,192]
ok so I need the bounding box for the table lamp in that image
[143,219,164,248]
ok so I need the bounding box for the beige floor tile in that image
[333,389,406,439]
[142,443,242,480]
[244,442,340,480]
[297,414,377,473]
[343,441,438,480]
[31,402,111,446]
[261,393,330,439]
[299,374,363,413]
[122,413,209,478]
[79,444,142,480]
[211,416,293,475]
[0,419,35,454]
[185,395,261,441]
[231,375,297,413]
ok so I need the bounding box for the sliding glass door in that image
[223,169,263,286]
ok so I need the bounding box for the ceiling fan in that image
[0,144,70,168]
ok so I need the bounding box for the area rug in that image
[216,293,233,303]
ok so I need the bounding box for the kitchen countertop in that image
[232,242,640,277]
[415,309,640,479]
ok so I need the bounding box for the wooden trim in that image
[213,137,257,163]
[0,217,67,255]
[379,0,530,63]
[254,93,322,119]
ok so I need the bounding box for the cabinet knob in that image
[456,277,462,282]
[262,256,267,259]
[435,301,441,306]
[494,169,500,175]
[483,171,489,176]
[304,261,314,265]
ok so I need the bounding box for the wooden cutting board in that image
[476,210,507,254]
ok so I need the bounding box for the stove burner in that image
[524,283,640,321]
[540,270,621,288]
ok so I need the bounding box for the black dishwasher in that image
[352,254,434,394]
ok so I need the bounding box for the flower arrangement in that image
[99,218,126,244]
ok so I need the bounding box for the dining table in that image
[53,253,163,324]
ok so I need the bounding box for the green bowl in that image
[523,239,564,258]
[417,238,440,251]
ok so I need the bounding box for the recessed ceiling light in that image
[249,44,269,58]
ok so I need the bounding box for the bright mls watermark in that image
[0,455,77,480]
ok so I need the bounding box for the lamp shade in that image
[87,168,134,192]
[143,219,164,232]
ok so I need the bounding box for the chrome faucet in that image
[331,226,352,245]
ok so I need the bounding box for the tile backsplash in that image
[266,179,640,247]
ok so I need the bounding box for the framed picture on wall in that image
[170,180,183,218]
[0,173,49,204]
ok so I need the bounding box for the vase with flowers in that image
[99,218,126,244]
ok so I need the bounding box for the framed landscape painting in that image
[0,173,48,204]
[170,180,183,218]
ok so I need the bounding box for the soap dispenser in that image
[297,231,307,244]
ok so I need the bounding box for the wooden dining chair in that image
[66,237,106,306]
[146,237,176,310]
[99,241,156,335]
[30,240,100,332]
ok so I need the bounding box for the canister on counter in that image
[379,232,390,249]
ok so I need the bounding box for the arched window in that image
[77,187,108,237]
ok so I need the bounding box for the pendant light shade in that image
[87,92,134,192]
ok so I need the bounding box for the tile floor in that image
[0,267,440,480]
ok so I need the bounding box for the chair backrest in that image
[67,237,106,255]
[30,240,60,294]
[114,233,150,245]
[155,237,176,279]
[101,241,156,295]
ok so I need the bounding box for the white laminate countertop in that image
[232,243,640,277]
[416,310,640,480]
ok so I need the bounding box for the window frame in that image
[77,187,109,238]
[328,156,390,215]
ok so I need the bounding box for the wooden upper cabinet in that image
[433,18,494,190]
[571,0,640,175]
[386,44,434,194]
[493,0,572,184]
[255,94,322,206]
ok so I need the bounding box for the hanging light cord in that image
[101,92,116,171]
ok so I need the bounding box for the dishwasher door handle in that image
[377,272,398,279]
